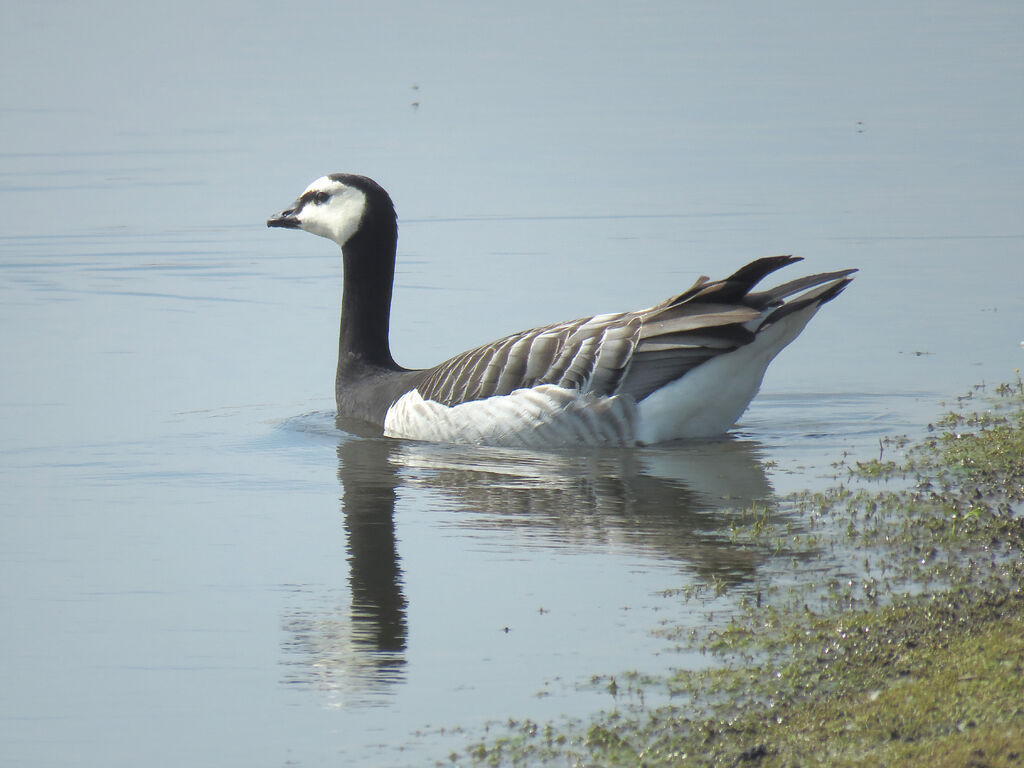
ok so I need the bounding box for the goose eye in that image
[312,191,330,204]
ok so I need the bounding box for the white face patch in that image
[295,176,367,247]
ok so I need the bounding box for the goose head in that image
[267,173,394,249]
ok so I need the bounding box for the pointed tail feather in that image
[747,268,858,308]
[763,275,855,325]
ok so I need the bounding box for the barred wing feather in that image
[408,255,855,412]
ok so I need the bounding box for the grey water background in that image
[2,1,1023,765]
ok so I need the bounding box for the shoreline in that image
[457,377,1024,766]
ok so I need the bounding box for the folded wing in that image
[411,256,855,407]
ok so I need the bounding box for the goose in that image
[268,173,854,448]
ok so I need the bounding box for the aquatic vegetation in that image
[453,379,1024,767]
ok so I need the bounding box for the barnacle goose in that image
[268,173,854,447]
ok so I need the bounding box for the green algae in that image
[452,377,1024,767]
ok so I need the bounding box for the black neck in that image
[337,207,401,379]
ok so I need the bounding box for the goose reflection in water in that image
[281,428,793,705]
[279,437,407,705]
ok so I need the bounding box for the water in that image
[2,1,1023,765]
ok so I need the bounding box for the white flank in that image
[384,384,638,448]
[635,304,822,443]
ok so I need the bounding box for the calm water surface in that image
[2,2,1023,766]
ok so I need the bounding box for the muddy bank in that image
[456,378,1024,767]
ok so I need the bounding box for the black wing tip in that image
[686,256,806,305]
[818,275,855,304]
[725,255,801,283]
[763,274,855,326]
